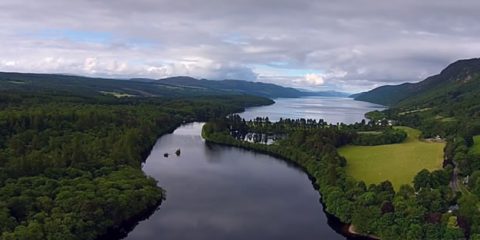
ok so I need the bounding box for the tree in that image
[351,206,380,234]
[414,169,431,190]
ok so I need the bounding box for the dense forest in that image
[0,89,272,239]
[203,115,468,239]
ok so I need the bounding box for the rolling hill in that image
[0,72,229,98]
[0,72,349,99]
[354,58,480,105]
[158,76,305,98]
[353,58,480,118]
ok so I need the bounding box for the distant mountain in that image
[160,76,353,98]
[0,72,346,99]
[0,72,351,100]
[354,58,480,106]
[348,93,362,98]
[158,76,305,98]
[353,83,414,106]
[0,72,232,98]
[303,90,350,97]
[355,58,480,120]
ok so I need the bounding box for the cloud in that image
[1,0,480,91]
[297,74,325,86]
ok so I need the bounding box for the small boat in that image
[175,149,181,156]
[164,153,169,158]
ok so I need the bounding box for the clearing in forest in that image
[338,127,445,190]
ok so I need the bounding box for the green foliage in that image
[1,167,163,240]
[470,135,480,156]
[0,86,271,239]
[203,116,461,239]
[365,110,387,121]
[358,58,480,140]
[352,128,407,146]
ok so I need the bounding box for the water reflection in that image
[125,98,383,240]
[125,122,345,240]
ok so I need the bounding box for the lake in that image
[239,96,384,124]
[124,97,383,240]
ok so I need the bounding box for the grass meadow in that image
[338,127,445,190]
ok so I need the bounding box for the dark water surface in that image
[125,97,383,240]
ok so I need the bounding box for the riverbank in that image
[97,124,182,240]
[127,122,351,239]
[347,225,380,240]
[201,125,377,240]
[105,99,277,239]
[98,197,164,240]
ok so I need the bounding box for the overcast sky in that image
[1,0,480,92]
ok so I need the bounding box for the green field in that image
[338,127,445,190]
[471,135,480,155]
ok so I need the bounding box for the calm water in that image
[239,96,385,124]
[125,97,383,240]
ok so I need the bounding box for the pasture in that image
[338,127,445,190]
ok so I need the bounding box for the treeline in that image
[226,115,406,146]
[381,106,480,139]
[203,116,464,239]
[444,136,480,237]
[0,91,271,239]
[445,136,480,176]
[352,129,407,146]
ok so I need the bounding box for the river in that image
[124,97,384,240]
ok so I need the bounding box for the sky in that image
[1,0,480,92]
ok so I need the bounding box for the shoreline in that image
[202,130,378,240]
[97,198,163,240]
[347,225,381,240]
[101,102,274,239]
[96,124,180,240]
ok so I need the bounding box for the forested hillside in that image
[0,80,272,239]
[158,76,305,98]
[355,58,480,113]
[0,72,227,98]
[354,58,480,137]
[0,72,350,99]
[0,72,294,99]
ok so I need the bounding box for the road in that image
[449,155,461,192]
[450,163,460,192]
